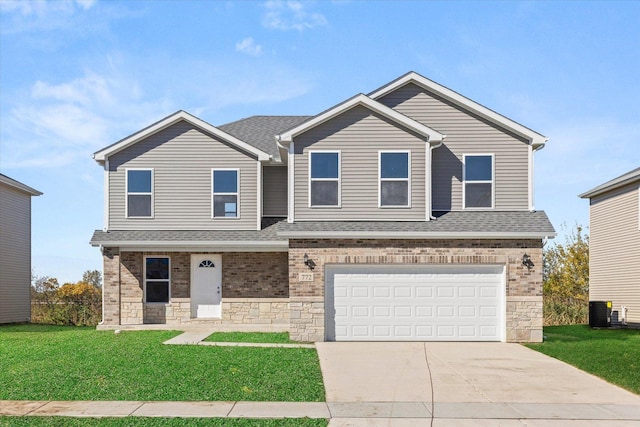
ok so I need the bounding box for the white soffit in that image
[277,94,445,145]
[369,72,548,148]
[93,110,271,163]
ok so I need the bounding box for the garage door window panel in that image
[463,154,494,209]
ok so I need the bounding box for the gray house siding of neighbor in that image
[0,174,42,324]
[580,167,640,325]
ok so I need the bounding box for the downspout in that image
[429,137,445,220]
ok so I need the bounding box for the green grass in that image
[0,325,324,402]
[526,325,640,394]
[203,332,295,343]
[0,417,327,426]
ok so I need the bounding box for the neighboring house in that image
[580,167,640,325]
[90,71,555,342]
[0,174,42,324]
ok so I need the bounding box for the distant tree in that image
[82,269,102,288]
[543,224,589,325]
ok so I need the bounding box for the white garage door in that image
[326,265,504,342]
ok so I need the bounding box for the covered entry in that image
[325,264,505,341]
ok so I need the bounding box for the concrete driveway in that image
[317,342,640,426]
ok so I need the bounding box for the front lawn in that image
[0,418,327,427]
[203,332,295,343]
[526,325,640,394]
[0,325,324,402]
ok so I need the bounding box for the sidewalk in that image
[3,399,640,425]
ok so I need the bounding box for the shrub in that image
[31,280,102,326]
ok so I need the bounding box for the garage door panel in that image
[327,265,504,342]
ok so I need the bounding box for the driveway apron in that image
[316,342,640,405]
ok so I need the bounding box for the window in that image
[126,169,153,217]
[212,169,239,218]
[379,151,410,207]
[309,151,340,207]
[145,257,170,303]
[463,154,494,209]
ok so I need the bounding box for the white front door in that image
[191,254,222,318]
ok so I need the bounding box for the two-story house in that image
[90,71,555,342]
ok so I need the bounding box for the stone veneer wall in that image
[288,239,543,343]
[100,250,289,326]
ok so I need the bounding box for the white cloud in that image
[1,68,172,169]
[262,0,327,31]
[235,37,263,56]
[0,0,99,34]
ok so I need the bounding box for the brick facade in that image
[102,239,543,343]
[288,238,543,343]
[100,250,289,326]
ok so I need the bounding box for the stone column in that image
[101,247,121,325]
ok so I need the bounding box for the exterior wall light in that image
[522,253,534,270]
[303,253,316,270]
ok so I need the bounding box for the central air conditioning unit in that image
[589,301,611,328]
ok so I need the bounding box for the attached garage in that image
[325,264,505,342]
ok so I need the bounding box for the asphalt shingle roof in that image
[277,211,556,238]
[218,116,312,159]
[90,218,287,246]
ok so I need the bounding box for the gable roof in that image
[93,110,271,163]
[0,174,42,196]
[277,93,445,145]
[219,115,311,160]
[369,71,548,149]
[579,167,640,199]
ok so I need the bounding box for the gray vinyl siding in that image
[108,121,259,230]
[378,83,530,211]
[0,184,32,323]
[588,183,640,324]
[262,166,287,216]
[293,105,427,221]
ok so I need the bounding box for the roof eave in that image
[91,240,289,251]
[277,94,444,145]
[369,71,547,147]
[579,177,640,199]
[277,231,556,239]
[93,110,270,163]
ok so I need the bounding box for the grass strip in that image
[526,324,640,394]
[203,332,295,343]
[0,325,324,402]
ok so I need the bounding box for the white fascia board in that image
[278,94,444,145]
[276,231,557,239]
[92,240,289,251]
[0,174,43,196]
[369,72,548,148]
[93,110,270,162]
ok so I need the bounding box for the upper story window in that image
[145,256,170,303]
[126,169,153,218]
[309,151,340,207]
[463,154,494,209]
[212,169,239,218]
[379,151,410,207]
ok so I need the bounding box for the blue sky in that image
[1,0,639,283]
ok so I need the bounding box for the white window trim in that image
[462,153,495,210]
[212,168,240,219]
[143,255,170,304]
[125,168,154,219]
[378,150,411,208]
[308,150,341,208]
